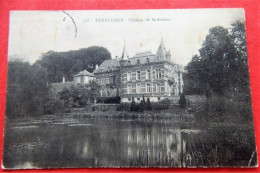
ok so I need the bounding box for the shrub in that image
[179,93,187,108]
[151,98,171,110]
[161,98,170,109]
[43,96,64,114]
[195,95,253,123]
[116,103,130,111]
[146,98,152,110]
[97,96,120,104]
[130,99,136,111]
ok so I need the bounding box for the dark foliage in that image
[42,90,65,114]
[35,46,111,83]
[145,98,152,110]
[59,81,101,108]
[130,99,136,112]
[184,21,253,122]
[195,95,253,123]
[116,103,130,111]
[97,97,120,104]
[6,59,49,118]
[152,98,171,110]
[179,93,187,109]
[185,21,250,98]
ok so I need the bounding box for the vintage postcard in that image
[3,9,257,169]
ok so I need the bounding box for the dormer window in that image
[137,59,141,65]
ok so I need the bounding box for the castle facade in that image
[94,39,185,103]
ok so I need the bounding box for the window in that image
[155,69,162,79]
[137,98,140,101]
[127,72,131,81]
[127,84,132,94]
[137,71,141,80]
[158,97,161,101]
[156,84,160,93]
[106,78,109,84]
[116,77,120,84]
[155,69,159,79]
[109,77,114,84]
[107,91,110,97]
[128,61,131,66]
[146,58,150,63]
[128,98,131,101]
[161,69,165,78]
[146,70,151,80]
[159,69,162,78]
[136,83,141,93]
[146,83,151,93]
[137,59,141,65]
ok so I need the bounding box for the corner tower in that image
[156,38,172,61]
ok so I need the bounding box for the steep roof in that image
[93,59,120,73]
[156,38,170,61]
[128,51,157,64]
[121,42,129,60]
[74,70,95,77]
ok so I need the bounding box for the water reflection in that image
[3,118,254,168]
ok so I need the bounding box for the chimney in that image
[95,64,99,69]
[62,76,66,83]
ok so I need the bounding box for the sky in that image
[8,9,245,65]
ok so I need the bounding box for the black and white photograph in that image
[3,9,257,169]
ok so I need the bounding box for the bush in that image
[161,98,170,109]
[146,98,152,110]
[116,103,130,111]
[130,99,136,111]
[97,96,120,104]
[179,93,187,109]
[195,95,253,123]
[152,98,171,110]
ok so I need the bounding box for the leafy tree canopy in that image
[6,58,49,117]
[185,20,250,98]
[35,46,111,83]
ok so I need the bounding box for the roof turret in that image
[156,38,169,61]
[121,41,129,60]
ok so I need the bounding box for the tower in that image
[156,37,172,61]
[121,41,129,60]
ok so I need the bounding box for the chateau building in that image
[94,39,185,103]
[52,70,96,93]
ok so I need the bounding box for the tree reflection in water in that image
[3,118,255,168]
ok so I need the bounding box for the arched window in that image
[137,59,141,65]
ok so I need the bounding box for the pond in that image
[3,117,257,169]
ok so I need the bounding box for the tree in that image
[186,21,250,98]
[36,46,111,83]
[85,81,101,104]
[59,81,101,108]
[42,89,64,114]
[59,87,72,108]
[6,58,49,118]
